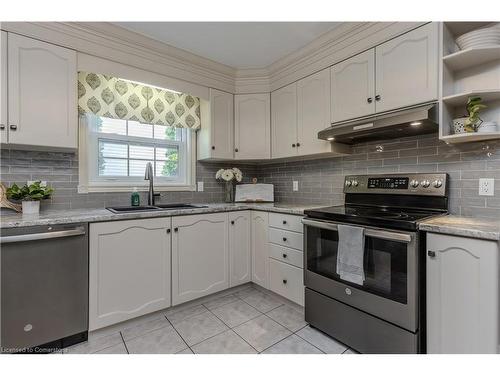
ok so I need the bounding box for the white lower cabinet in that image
[269,258,304,306]
[427,233,499,354]
[172,213,229,305]
[89,218,172,331]
[251,211,269,288]
[229,211,252,287]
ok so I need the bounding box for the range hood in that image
[318,103,438,145]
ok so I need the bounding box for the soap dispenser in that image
[131,187,140,206]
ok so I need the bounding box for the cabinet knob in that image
[375,95,381,101]
[428,250,436,258]
[0,124,5,130]
[367,97,373,103]
[166,228,171,234]
[282,220,287,225]
[282,279,287,284]
[211,146,215,150]
[296,142,300,147]
[282,237,287,242]
[282,253,287,258]
[174,228,179,232]
[231,221,234,225]
[9,124,17,131]
[234,148,238,152]
[292,144,296,148]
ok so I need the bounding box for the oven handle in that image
[301,218,413,243]
[0,227,86,244]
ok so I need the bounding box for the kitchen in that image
[1,3,500,367]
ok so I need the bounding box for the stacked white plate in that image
[456,23,500,50]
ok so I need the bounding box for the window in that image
[80,114,195,192]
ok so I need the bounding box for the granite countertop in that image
[0,203,324,229]
[420,215,500,241]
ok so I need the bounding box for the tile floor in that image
[63,283,355,354]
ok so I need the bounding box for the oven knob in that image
[345,180,352,187]
[351,180,359,187]
[421,180,430,188]
[410,180,419,188]
[433,179,443,188]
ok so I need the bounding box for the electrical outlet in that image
[197,181,204,192]
[479,178,495,196]
[293,181,299,192]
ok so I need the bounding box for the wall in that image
[1,133,499,218]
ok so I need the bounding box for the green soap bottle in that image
[131,187,140,206]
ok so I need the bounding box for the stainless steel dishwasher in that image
[1,223,89,353]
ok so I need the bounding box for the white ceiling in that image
[114,22,341,69]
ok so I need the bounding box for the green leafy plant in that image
[6,181,54,201]
[464,96,487,132]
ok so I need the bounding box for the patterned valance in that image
[78,72,201,129]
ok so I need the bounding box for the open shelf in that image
[442,90,500,106]
[441,132,500,144]
[445,22,492,37]
[443,46,500,71]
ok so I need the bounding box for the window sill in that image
[78,184,197,194]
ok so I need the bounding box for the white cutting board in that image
[235,184,274,202]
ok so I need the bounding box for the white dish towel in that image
[336,224,365,285]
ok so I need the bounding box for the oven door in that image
[302,218,418,332]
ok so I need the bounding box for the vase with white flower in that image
[216,168,243,203]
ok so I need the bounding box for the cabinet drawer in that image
[269,228,303,251]
[269,258,304,306]
[269,213,303,233]
[269,243,303,268]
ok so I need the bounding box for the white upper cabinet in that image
[229,211,252,287]
[234,93,271,159]
[375,22,438,113]
[7,33,77,149]
[331,49,376,123]
[88,218,172,330]
[296,69,332,156]
[427,233,499,354]
[0,31,7,144]
[198,88,234,160]
[271,83,297,159]
[171,213,229,305]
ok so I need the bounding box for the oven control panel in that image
[344,173,448,196]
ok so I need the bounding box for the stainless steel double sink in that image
[106,203,207,214]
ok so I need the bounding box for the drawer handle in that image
[282,279,287,284]
[9,124,17,131]
[282,220,287,225]
[282,253,287,258]
[282,237,287,242]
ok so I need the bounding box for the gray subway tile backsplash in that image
[1,132,500,218]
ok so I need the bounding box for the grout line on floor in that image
[165,315,193,353]
[119,331,130,354]
[257,331,295,354]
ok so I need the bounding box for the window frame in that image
[78,114,196,193]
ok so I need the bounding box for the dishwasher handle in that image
[0,227,86,244]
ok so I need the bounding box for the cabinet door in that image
[234,93,271,159]
[427,233,499,354]
[375,23,438,113]
[331,49,375,123]
[0,31,7,144]
[229,211,251,287]
[89,218,171,330]
[271,83,297,159]
[172,213,229,305]
[251,211,269,288]
[7,33,77,149]
[297,68,332,156]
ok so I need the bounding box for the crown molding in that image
[1,21,429,95]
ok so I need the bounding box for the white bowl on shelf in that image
[456,24,500,50]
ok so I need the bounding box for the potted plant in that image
[453,96,487,134]
[6,181,54,214]
[215,168,243,203]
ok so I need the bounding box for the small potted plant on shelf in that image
[6,181,54,215]
[215,168,243,203]
[453,96,487,134]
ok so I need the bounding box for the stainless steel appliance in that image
[1,224,89,353]
[303,173,448,354]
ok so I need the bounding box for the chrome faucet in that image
[144,162,155,206]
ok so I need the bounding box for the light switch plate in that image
[197,181,204,192]
[479,178,494,196]
[293,181,299,192]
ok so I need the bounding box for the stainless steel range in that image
[302,173,449,354]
